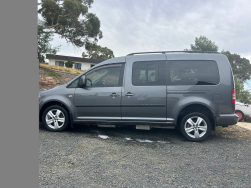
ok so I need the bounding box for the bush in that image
[65,59,75,68]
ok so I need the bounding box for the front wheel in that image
[42,105,69,132]
[180,112,212,142]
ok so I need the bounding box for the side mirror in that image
[79,75,86,88]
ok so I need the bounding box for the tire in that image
[235,110,244,122]
[180,112,212,142]
[42,105,69,132]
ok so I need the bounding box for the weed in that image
[41,67,61,79]
[57,82,65,85]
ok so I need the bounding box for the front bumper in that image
[216,114,239,126]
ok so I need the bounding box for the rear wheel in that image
[42,105,69,132]
[180,112,211,142]
[235,110,244,122]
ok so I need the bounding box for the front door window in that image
[86,66,122,87]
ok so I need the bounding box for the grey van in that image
[39,51,238,141]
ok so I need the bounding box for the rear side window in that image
[132,61,166,86]
[168,60,219,85]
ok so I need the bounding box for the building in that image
[46,54,103,71]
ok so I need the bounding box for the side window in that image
[86,65,123,87]
[67,78,79,88]
[147,64,159,82]
[168,60,219,85]
[132,61,166,86]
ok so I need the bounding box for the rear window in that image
[167,60,219,85]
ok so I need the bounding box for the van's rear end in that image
[215,54,238,127]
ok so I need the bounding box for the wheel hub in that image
[184,116,207,139]
[45,109,65,129]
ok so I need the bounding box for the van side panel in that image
[165,54,236,125]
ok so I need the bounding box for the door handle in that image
[126,92,135,96]
[110,93,119,97]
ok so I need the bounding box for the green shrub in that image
[65,59,75,68]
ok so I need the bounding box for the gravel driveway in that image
[39,124,251,188]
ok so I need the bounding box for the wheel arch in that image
[176,103,216,130]
[39,100,71,123]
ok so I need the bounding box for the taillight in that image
[232,89,235,104]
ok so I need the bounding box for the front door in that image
[121,55,167,122]
[74,64,124,121]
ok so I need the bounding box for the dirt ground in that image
[39,123,251,188]
[237,121,251,131]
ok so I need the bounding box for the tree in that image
[38,19,60,62]
[234,77,250,103]
[185,36,219,52]
[221,51,251,84]
[82,42,114,60]
[65,59,75,68]
[38,0,102,48]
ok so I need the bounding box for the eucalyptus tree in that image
[38,0,102,48]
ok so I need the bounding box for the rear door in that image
[121,55,167,122]
[74,64,124,120]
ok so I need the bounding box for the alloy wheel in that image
[184,116,207,139]
[45,109,65,129]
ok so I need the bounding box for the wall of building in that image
[48,59,97,71]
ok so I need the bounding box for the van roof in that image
[97,51,225,67]
[127,51,219,56]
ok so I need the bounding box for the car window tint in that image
[168,60,219,85]
[86,66,122,87]
[132,61,166,86]
[67,78,79,88]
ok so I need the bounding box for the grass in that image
[211,124,251,141]
[57,82,65,85]
[40,67,61,79]
[39,63,84,75]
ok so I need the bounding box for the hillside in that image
[39,63,82,91]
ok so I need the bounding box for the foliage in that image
[40,67,61,79]
[38,19,60,62]
[65,59,75,68]
[38,0,102,48]
[185,35,219,52]
[234,77,250,103]
[82,42,114,60]
[57,82,65,85]
[222,51,251,84]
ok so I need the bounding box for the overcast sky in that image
[40,0,251,87]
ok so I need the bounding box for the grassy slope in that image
[39,63,84,75]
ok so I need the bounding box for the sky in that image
[38,0,251,88]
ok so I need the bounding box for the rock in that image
[39,67,80,91]
[39,76,57,87]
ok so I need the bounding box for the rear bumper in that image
[216,114,239,126]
